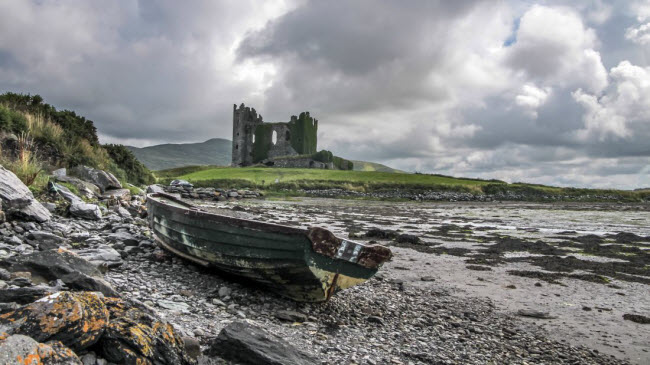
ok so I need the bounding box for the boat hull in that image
[146,193,391,302]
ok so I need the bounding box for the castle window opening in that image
[252,134,255,143]
[272,130,277,145]
[286,131,291,141]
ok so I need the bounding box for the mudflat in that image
[197,198,649,364]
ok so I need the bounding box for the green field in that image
[154,166,650,202]
[157,166,499,191]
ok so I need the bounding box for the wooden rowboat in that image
[146,193,392,302]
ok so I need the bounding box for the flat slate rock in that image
[0,165,51,222]
[206,321,317,365]
[70,165,122,193]
[74,245,124,268]
[69,202,102,220]
[2,248,119,297]
[0,285,56,304]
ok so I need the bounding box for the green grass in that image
[154,166,650,202]
[170,167,491,188]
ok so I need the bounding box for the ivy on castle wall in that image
[251,112,318,163]
[288,112,317,155]
[252,123,273,163]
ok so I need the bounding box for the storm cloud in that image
[0,0,648,188]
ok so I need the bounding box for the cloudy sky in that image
[0,0,648,189]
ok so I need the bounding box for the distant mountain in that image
[351,160,405,173]
[126,138,232,171]
[127,138,403,173]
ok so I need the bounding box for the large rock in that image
[69,202,102,220]
[70,166,121,193]
[206,321,317,365]
[1,248,119,297]
[98,297,195,365]
[0,291,109,351]
[0,334,82,364]
[56,176,101,200]
[0,165,51,222]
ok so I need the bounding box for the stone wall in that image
[231,103,263,167]
[267,157,334,169]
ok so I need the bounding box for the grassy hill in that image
[127,138,232,170]
[351,160,404,173]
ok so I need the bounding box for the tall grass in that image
[25,112,65,147]
[0,133,48,191]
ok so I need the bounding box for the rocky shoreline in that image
[1,213,630,364]
[160,183,647,203]
[291,188,645,202]
[0,164,644,364]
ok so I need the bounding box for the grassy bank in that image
[0,92,154,192]
[155,166,650,202]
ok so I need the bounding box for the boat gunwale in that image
[148,192,311,236]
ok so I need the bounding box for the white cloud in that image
[573,60,650,140]
[506,5,608,93]
[0,1,648,189]
[625,22,650,44]
[631,0,650,22]
[515,84,552,118]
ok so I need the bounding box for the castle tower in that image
[231,103,263,167]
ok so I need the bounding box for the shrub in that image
[333,156,353,170]
[0,92,99,146]
[0,106,11,131]
[103,144,155,185]
[312,150,333,163]
[10,111,28,134]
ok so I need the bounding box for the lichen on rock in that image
[0,291,109,351]
[98,297,196,365]
[0,334,82,364]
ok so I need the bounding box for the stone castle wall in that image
[231,104,318,167]
[231,103,263,167]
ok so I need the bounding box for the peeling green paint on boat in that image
[146,193,391,302]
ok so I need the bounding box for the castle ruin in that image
[231,103,352,170]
